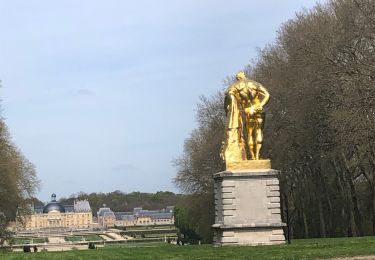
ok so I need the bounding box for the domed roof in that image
[43,193,65,213]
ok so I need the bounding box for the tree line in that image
[174,0,375,242]
[58,191,182,216]
[0,98,39,245]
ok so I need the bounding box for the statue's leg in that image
[255,117,263,160]
[248,124,256,160]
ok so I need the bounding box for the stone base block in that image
[212,169,285,246]
[213,225,285,246]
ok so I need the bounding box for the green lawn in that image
[3,236,375,259]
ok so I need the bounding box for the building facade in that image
[19,193,92,231]
[17,193,175,231]
[97,206,174,228]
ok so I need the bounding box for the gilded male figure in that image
[222,71,270,161]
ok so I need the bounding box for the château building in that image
[19,193,92,231]
[97,206,174,228]
[17,193,175,231]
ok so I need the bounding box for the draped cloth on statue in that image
[222,94,247,162]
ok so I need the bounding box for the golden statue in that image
[221,71,270,170]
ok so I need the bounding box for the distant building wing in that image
[74,200,92,212]
[97,207,113,217]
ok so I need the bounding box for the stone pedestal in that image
[212,169,285,246]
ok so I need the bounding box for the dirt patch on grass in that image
[328,256,375,260]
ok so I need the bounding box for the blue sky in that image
[0,0,318,201]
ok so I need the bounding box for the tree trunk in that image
[333,159,350,236]
[360,166,375,236]
[341,152,360,236]
[347,171,363,236]
[318,169,334,236]
[344,171,357,237]
[302,211,309,238]
[348,202,357,237]
[369,156,375,235]
[372,182,375,235]
[318,197,326,238]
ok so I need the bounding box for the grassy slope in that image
[2,236,375,260]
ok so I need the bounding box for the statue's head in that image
[236,71,246,81]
